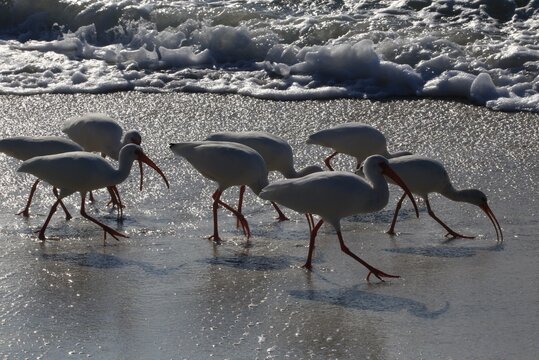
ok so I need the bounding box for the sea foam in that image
[0,0,538,112]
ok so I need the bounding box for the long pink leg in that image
[106,186,125,209]
[17,179,72,220]
[305,213,315,233]
[324,151,339,171]
[210,189,251,242]
[303,217,324,269]
[209,190,222,241]
[387,193,407,235]
[79,193,128,245]
[237,185,288,224]
[425,197,475,239]
[336,230,400,282]
[236,185,246,228]
[53,188,72,221]
[17,179,40,217]
[271,201,289,221]
[107,186,124,220]
[37,198,61,241]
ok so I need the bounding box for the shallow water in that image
[0,93,538,359]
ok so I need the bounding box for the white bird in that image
[205,131,323,221]
[307,123,411,171]
[0,136,83,219]
[18,144,169,243]
[62,113,141,160]
[259,155,419,281]
[376,155,503,241]
[169,141,269,242]
[62,113,143,210]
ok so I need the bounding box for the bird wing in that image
[260,172,370,217]
[18,152,116,192]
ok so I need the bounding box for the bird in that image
[306,123,411,171]
[169,141,269,242]
[259,155,419,281]
[205,131,323,221]
[18,144,169,243]
[62,113,143,210]
[370,155,503,241]
[62,113,141,160]
[0,136,83,219]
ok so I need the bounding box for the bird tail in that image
[169,142,202,157]
[258,179,291,202]
[17,158,35,175]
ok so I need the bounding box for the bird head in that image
[123,130,142,146]
[363,155,419,218]
[461,189,503,242]
[128,145,170,191]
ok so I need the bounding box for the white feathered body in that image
[170,141,269,194]
[205,131,296,175]
[387,155,452,198]
[62,113,124,159]
[307,123,390,161]
[0,136,83,161]
[260,170,389,229]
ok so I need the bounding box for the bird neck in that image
[442,185,472,204]
[387,150,412,159]
[114,156,136,185]
[365,171,390,211]
[285,165,321,179]
[110,143,124,161]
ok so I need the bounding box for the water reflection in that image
[290,286,449,319]
[41,252,182,275]
[384,243,504,258]
[205,253,301,271]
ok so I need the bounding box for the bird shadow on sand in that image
[384,243,504,258]
[289,285,449,319]
[40,252,183,275]
[204,253,303,271]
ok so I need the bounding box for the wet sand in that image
[0,93,537,359]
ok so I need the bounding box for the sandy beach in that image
[0,93,537,359]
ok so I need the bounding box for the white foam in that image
[487,93,539,112]
[470,73,509,105]
[0,0,538,112]
[159,47,212,68]
[422,71,476,99]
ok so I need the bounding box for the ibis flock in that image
[0,114,503,282]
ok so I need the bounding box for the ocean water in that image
[0,93,538,358]
[1,0,538,111]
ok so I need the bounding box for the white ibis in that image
[169,141,269,242]
[62,113,143,210]
[62,113,141,160]
[17,144,169,243]
[0,136,83,219]
[375,155,503,241]
[205,131,323,221]
[307,123,411,171]
[259,155,419,281]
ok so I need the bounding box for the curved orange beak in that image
[137,152,170,191]
[480,203,503,242]
[381,163,419,218]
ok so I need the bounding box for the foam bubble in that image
[470,73,509,105]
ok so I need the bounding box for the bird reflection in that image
[290,286,449,319]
